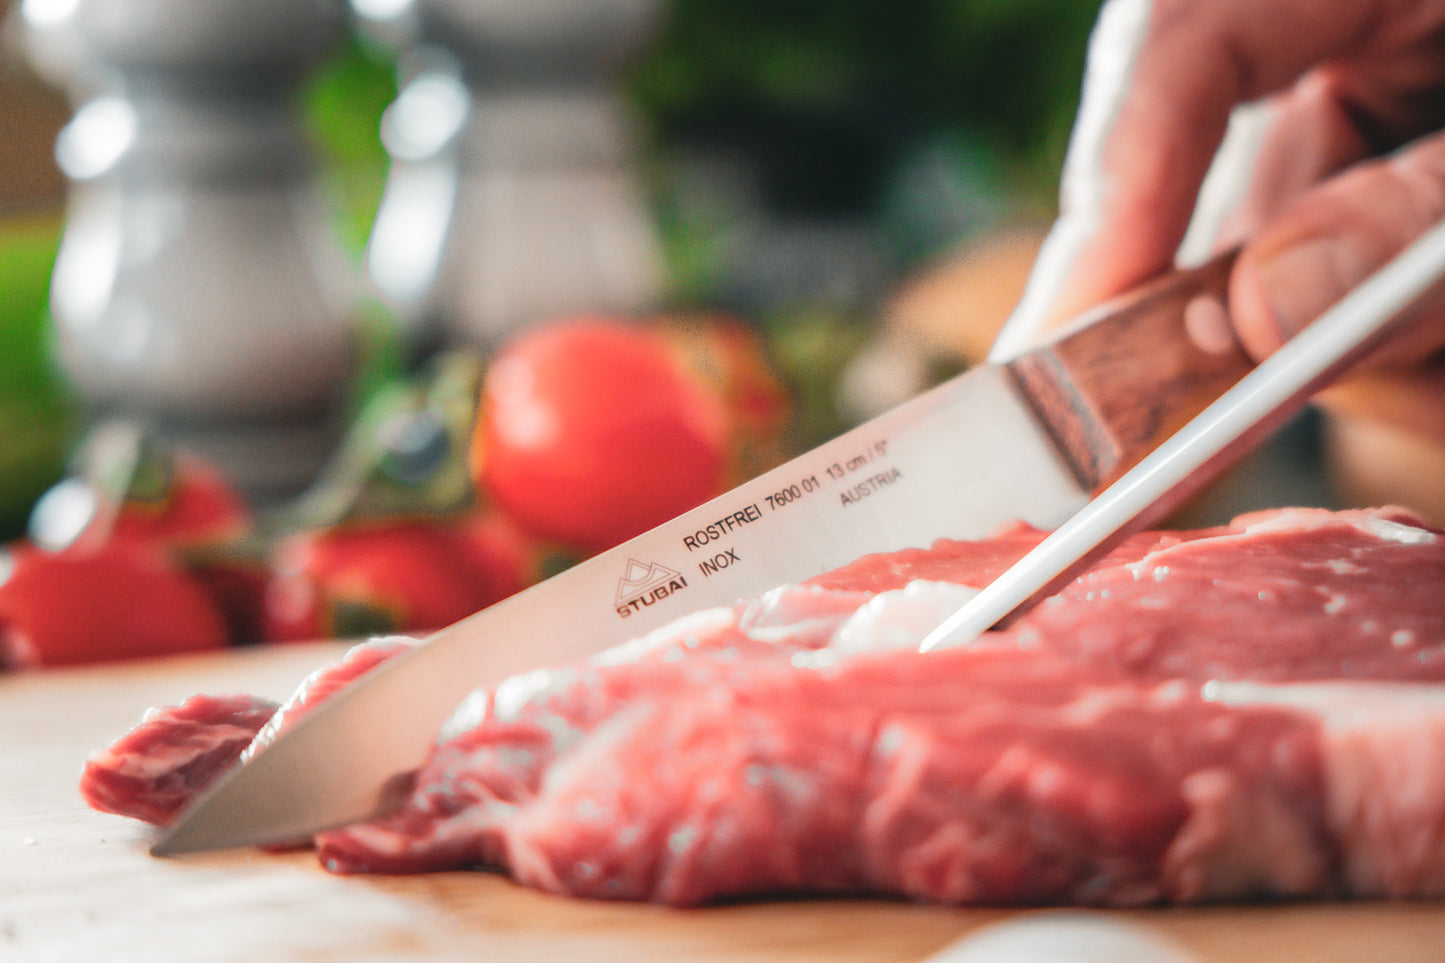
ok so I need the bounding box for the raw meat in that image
[316,647,1342,905]
[81,637,410,825]
[80,507,1445,907]
[243,636,411,759]
[80,693,278,826]
[1019,507,1445,682]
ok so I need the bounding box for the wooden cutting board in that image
[3,643,1444,962]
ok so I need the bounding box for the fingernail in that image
[1182,294,1238,356]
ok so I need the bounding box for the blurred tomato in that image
[471,318,732,554]
[116,456,262,643]
[0,543,230,669]
[109,453,251,547]
[185,550,271,646]
[262,514,536,642]
[29,432,251,554]
[657,313,791,482]
[27,435,261,646]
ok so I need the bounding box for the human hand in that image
[996,0,1445,425]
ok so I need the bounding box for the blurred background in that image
[0,0,1100,542]
[0,0,71,540]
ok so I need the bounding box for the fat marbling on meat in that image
[80,507,1445,905]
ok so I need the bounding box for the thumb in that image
[1230,128,1445,365]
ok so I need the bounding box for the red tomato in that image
[108,453,252,547]
[262,515,535,642]
[116,454,259,642]
[471,318,731,554]
[29,449,251,554]
[186,553,271,646]
[657,313,791,482]
[0,543,230,669]
[27,445,259,646]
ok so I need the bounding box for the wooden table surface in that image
[4,642,1444,962]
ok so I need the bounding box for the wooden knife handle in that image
[1007,250,1252,491]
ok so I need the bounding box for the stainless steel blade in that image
[153,252,1250,856]
[921,217,1445,653]
[153,364,1090,856]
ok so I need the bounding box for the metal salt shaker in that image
[19,0,359,504]
[355,0,666,360]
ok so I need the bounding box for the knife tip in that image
[147,836,192,858]
[149,818,237,858]
[150,817,309,858]
[149,836,203,858]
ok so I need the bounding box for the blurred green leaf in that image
[629,0,1098,201]
[301,34,398,258]
[0,214,79,539]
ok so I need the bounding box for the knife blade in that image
[921,218,1445,653]
[153,252,1250,856]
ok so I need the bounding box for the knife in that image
[153,251,1251,856]
[920,218,1445,652]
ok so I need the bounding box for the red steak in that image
[81,507,1445,905]
[81,637,411,825]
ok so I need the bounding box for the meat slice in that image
[1017,507,1445,681]
[79,506,1445,907]
[312,508,1445,903]
[316,647,1342,906]
[1208,680,1445,897]
[79,636,411,825]
[243,636,412,760]
[80,693,278,826]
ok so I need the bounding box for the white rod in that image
[921,219,1445,652]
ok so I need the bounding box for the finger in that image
[1212,2,1445,249]
[1229,126,1445,363]
[1206,74,1376,251]
[1001,0,1393,352]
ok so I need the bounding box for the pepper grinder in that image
[20,0,359,505]
[355,0,666,360]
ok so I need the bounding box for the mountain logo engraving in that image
[614,559,688,618]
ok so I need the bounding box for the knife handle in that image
[1007,249,1251,490]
